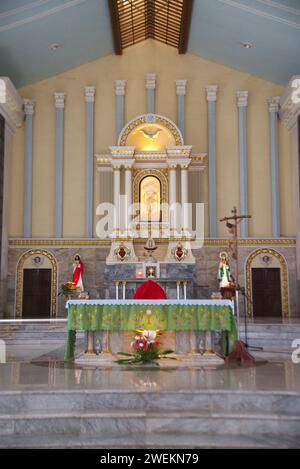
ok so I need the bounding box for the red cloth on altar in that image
[133,280,167,300]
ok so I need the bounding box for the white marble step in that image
[0,390,299,415]
[0,432,296,448]
[0,411,299,441]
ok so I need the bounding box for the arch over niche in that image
[15,250,58,318]
[245,248,289,318]
[133,168,168,224]
[118,113,184,149]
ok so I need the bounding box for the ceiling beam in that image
[108,0,122,55]
[179,0,194,54]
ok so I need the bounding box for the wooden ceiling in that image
[108,0,194,54]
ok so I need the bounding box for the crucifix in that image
[220,206,251,288]
[220,206,256,365]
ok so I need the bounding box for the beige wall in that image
[8,40,294,238]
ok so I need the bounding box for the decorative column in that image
[176,80,187,140]
[180,162,190,233]
[237,91,249,237]
[145,73,156,114]
[206,85,218,237]
[168,163,177,232]
[23,99,35,238]
[54,92,65,238]
[268,96,281,237]
[113,165,121,234]
[84,86,96,238]
[124,163,133,232]
[115,80,126,143]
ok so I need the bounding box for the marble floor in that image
[1,342,300,448]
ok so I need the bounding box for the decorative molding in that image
[268,96,280,113]
[115,80,126,96]
[176,80,187,96]
[145,73,156,90]
[0,77,24,130]
[245,248,289,317]
[23,99,35,115]
[0,0,88,33]
[8,237,296,248]
[15,250,57,318]
[237,91,249,107]
[206,85,218,102]
[0,1,52,19]
[84,86,96,103]
[256,0,300,16]
[279,76,300,130]
[216,0,300,30]
[54,92,65,109]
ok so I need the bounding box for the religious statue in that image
[72,254,84,292]
[218,251,233,289]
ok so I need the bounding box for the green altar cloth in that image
[64,301,237,361]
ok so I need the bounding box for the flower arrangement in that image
[59,281,80,298]
[117,330,175,365]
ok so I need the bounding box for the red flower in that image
[133,339,148,351]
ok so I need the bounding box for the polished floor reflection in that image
[0,358,299,392]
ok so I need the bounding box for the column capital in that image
[145,73,156,89]
[206,85,218,101]
[268,96,280,113]
[84,86,96,102]
[23,99,35,115]
[176,80,187,96]
[115,80,126,96]
[237,91,249,107]
[54,92,65,109]
[180,160,192,169]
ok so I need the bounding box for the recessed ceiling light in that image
[242,42,253,49]
[49,43,61,51]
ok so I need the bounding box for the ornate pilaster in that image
[84,86,96,238]
[115,80,126,143]
[206,85,218,237]
[176,80,187,140]
[23,99,35,238]
[237,91,249,237]
[268,96,281,237]
[145,73,156,114]
[54,92,65,238]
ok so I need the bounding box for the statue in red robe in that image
[72,254,84,291]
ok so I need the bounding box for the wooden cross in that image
[219,206,251,287]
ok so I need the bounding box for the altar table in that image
[64,299,237,361]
